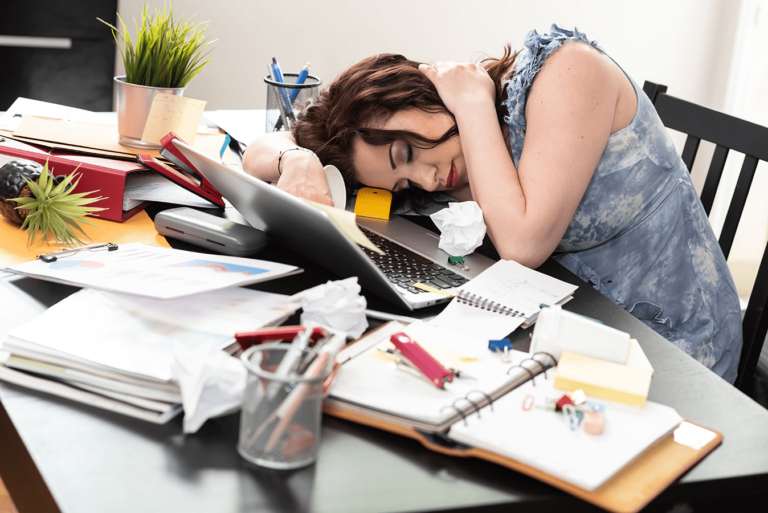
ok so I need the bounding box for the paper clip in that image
[389,332,453,389]
[562,404,582,431]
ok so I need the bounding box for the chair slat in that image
[700,145,730,216]
[719,155,758,260]
[735,240,768,393]
[681,136,700,173]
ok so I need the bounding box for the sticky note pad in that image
[553,339,654,407]
[354,187,392,220]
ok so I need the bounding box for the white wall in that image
[116,0,739,111]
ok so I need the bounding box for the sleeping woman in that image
[243,25,743,382]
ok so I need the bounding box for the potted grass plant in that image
[99,3,215,149]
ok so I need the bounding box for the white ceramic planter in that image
[113,76,185,149]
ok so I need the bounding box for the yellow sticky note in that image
[354,187,392,220]
[141,94,207,145]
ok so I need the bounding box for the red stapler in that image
[234,326,329,350]
[389,332,454,389]
[137,132,225,208]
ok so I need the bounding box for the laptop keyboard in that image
[359,227,469,294]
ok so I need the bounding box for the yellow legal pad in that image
[553,339,654,407]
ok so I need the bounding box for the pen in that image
[288,62,310,102]
[37,242,118,263]
[265,328,313,400]
[270,58,296,121]
[264,333,346,452]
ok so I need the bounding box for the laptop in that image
[171,139,495,310]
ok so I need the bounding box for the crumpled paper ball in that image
[292,277,368,338]
[430,201,487,256]
[172,342,247,434]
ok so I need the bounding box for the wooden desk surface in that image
[1,211,768,513]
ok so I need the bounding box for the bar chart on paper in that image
[5,243,301,299]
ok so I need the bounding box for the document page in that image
[448,378,683,491]
[6,243,300,299]
[329,321,534,427]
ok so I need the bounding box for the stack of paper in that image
[0,287,300,423]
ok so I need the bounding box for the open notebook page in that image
[448,376,683,491]
[329,321,545,430]
[430,259,578,339]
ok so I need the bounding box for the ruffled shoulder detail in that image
[503,24,602,136]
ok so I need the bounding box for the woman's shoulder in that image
[504,24,600,135]
[505,25,623,135]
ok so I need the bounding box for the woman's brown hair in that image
[293,47,517,197]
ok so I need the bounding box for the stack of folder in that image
[0,98,234,222]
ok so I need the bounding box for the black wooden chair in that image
[643,81,768,396]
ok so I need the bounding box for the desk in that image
[1,209,768,513]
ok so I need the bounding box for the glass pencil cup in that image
[238,343,331,469]
[264,73,322,133]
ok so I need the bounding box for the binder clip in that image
[489,339,512,363]
[389,332,454,389]
[137,132,226,208]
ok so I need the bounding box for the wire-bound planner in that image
[324,321,722,513]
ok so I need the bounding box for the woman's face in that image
[352,109,466,193]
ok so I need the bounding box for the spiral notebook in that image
[324,321,722,512]
[429,259,579,339]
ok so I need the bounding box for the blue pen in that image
[289,62,310,102]
[270,58,295,121]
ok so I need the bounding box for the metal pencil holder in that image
[237,343,331,469]
[264,73,322,133]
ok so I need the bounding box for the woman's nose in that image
[414,163,438,191]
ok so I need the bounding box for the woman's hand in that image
[418,61,496,116]
[276,150,334,206]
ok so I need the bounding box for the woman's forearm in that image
[454,101,550,266]
[242,131,300,182]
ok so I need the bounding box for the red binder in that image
[0,133,225,223]
[0,137,148,223]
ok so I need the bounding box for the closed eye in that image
[404,143,413,163]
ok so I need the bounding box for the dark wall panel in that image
[0,1,118,111]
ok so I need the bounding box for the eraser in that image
[354,187,392,220]
[584,411,605,435]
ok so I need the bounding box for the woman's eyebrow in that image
[389,143,397,170]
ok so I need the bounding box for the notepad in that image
[429,259,578,339]
[554,339,654,407]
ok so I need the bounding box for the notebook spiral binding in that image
[438,352,557,426]
[454,289,526,318]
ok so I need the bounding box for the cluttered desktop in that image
[1,54,768,513]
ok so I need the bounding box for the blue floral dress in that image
[504,25,743,382]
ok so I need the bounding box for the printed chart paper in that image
[5,243,300,299]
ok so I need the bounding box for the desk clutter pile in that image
[0,97,722,513]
